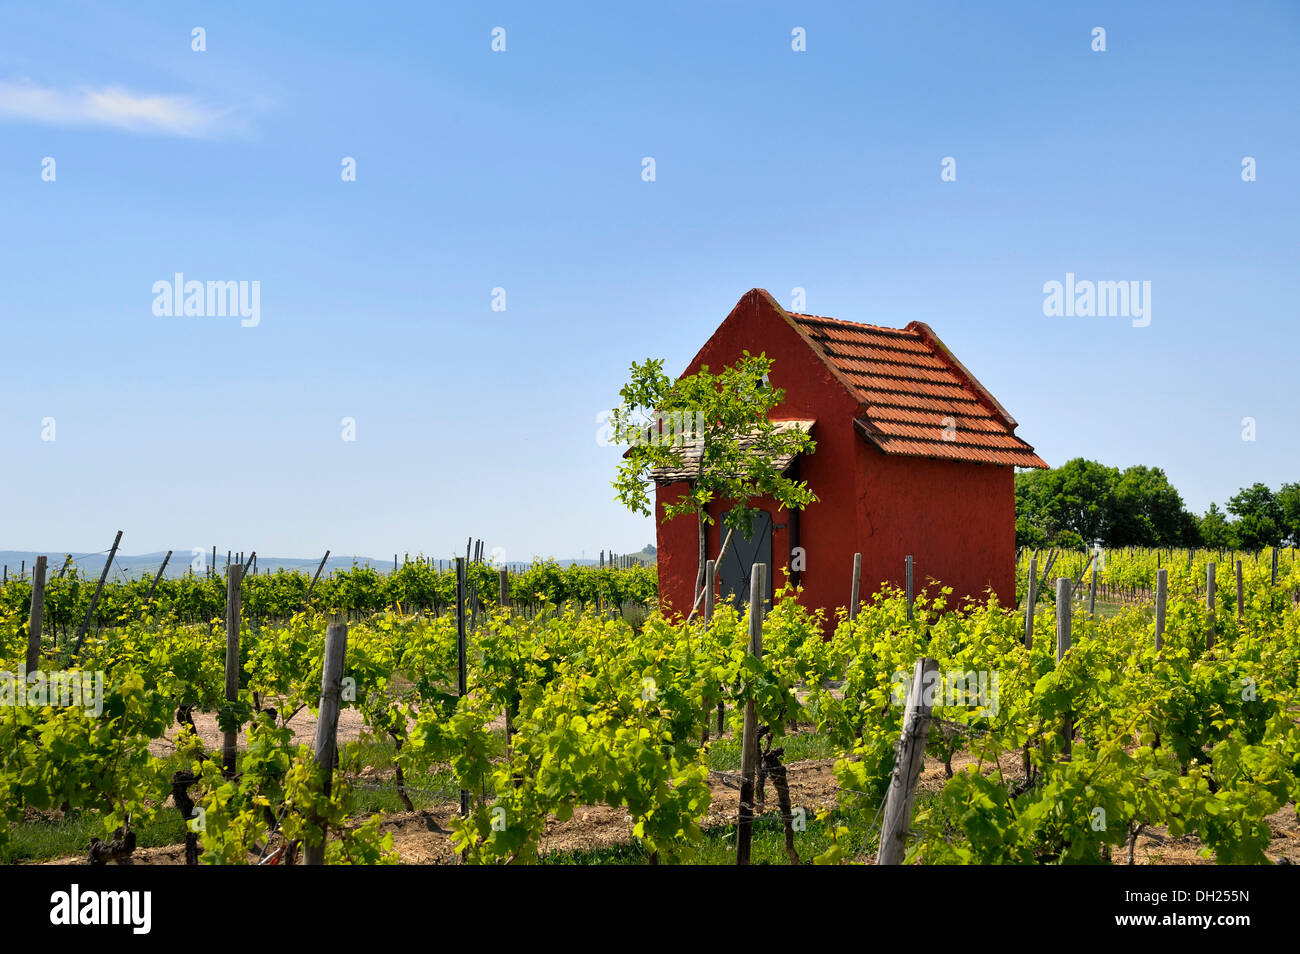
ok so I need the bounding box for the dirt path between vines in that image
[44,750,1300,865]
[147,707,371,758]
[45,756,841,866]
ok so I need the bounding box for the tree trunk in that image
[687,527,734,623]
[1127,824,1143,865]
[694,508,707,610]
[764,747,800,865]
[390,730,415,812]
[171,770,200,866]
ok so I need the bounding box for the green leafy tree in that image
[1014,469,1051,546]
[611,352,817,615]
[1112,465,1199,547]
[1054,529,1087,551]
[1015,513,1048,549]
[1050,458,1118,543]
[1015,458,1116,545]
[1199,502,1238,550]
[1017,459,1201,548]
[1277,482,1300,547]
[1226,482,1283,550]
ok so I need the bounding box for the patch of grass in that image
[543,812,845,865]
[3,747,201,863]
[3,800,189,865]
[706,729,837,772]
[1031,599,1151,624]
[7,721,846,864]
[339,733,497,815]
[542,789,944,866]
[1090,599,1146,619]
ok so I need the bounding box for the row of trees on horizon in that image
[1015,458,1300,552]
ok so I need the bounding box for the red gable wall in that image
[656,289,860,621]
[655,289,1018,626]
[854,441,1016,612]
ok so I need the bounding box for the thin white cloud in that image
[0,80,236,137]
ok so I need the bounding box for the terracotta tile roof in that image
[787,311,1047,468]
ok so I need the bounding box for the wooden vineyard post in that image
[876,657,938,865]
[1056,581,1073,656]
[26,555,47,672]
[469,549,481,630]
[706,560,724,736]
[704,559,715,624]
[1235,560,1244,622]
[305,619,349,866]
[223,563,243,778]
[1023,556,1038,649]
[498,566,516,741]
[304,550,330,606]
[849,553,861,621]
[1272,547,1279,586]
[1206,562,1216,651]
[1154,568,1168,650]
[1056,578,1072,760]
[143,550,172,607]
[703,559,717,741]
[905,554,914,622]
[456,557,469,817]
[1087,556,1098,617]
[736,563,766,866]
[57,554,72,579]
[73,530,122,656]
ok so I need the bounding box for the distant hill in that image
[0,547,656,581]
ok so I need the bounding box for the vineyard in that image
[1,549,1299,865]
[0,558,658,634]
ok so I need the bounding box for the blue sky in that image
[1,1,1296,562]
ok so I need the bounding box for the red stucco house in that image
[654,288,1047,623]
